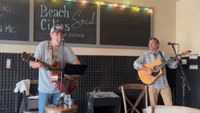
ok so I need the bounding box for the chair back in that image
[119,83,148,113]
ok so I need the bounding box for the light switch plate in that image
[181,59,187,65]
[6,58,11,69]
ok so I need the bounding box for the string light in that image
[112,3,118,7]
[52,0,62,3]
[107,3,113,8]
[143,7,149,11]
[148,9,153,14]
[60,0,153,14]
[96,1,100,5]
[63,0,73,1]
[81,0,88,4]
[100,1,105,5]
[120,4,126,9]
[102,1,152,13]
[52,0,57,2]
[132,6,140,12]
[96,1,104,6]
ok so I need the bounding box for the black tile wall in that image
[0,53,38,113]
[0,53,177,113]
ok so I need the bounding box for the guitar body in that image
[50,62,79,93]
[55,75,79,94]
[138,59,164,85]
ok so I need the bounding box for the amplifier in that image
[87,91,121,113]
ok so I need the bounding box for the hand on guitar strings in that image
[173,56,182,65]
[173,60,179,65]
[29,61,44,68]
[142,66,153,75]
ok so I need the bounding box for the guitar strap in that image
[48,42,53,65]
[159,51,166,62]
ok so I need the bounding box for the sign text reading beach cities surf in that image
[34,1,97,44]
[39,4,96,32]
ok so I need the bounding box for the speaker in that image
[143,105,200,113]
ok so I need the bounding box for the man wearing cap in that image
[30,24,80,113]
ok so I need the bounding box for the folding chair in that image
[119,84,148,113]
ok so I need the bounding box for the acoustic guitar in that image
[21,52,79,94]
[137,50,191,85]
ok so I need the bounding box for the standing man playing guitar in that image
[29,24,80,113]
[134,37,178,106]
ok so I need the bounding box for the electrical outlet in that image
[6,58,11,69]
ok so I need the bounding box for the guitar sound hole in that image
[152,70,160,77]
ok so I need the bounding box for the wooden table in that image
[144,105,200,113]
[45,104,78,113]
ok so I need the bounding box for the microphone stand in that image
[170,44,191,106]
[60,39,65,105]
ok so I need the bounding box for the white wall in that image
[176,0,200,55]
[0,0,177,56]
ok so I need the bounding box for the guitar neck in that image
[32,58,53,70]
[158,50,191,68]
[22,52,60,70]
[158,56,178,68]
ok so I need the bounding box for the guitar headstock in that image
[178,50,192,57]
[21,52,35,62]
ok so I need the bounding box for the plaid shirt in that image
[133,50,177,89]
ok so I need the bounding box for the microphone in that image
[168,42,179,45]
[56,38,64,45]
